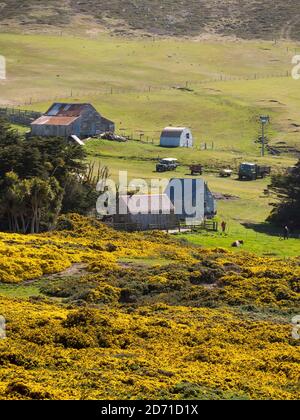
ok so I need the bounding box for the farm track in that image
[23,263,88,285]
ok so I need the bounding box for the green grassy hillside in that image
[1,33,299,153]
[0,33,299,255]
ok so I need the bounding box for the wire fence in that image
[189,70,291,86]
[0,106,218,147]
[1,69,293,108]
[0,107,42,126]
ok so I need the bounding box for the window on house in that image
[186,133,190,139]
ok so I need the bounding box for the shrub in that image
[56,327,97,349]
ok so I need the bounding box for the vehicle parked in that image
[190,164,203,175]
[219,168,233,178]
[238,162,271,180]
[156,158,179,173]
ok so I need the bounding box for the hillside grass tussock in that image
[1,1,300,39]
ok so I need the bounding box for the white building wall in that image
[160,127,193,148]
[179,128,193,148]
[165,178,205,224]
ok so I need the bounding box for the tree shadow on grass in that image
[242,222,300,240]
[241,222,284,238]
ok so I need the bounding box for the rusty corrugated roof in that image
[31,116,79,126]
[46,103,90,117]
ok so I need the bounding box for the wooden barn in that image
[30,103,115,138]
[160,127,193,148]
[112,194,179,231]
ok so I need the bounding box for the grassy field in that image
[0,33,299,256]
[0,283,41,299]
[1,33,299,154]
[183,229,300,258]
[179,174,300,258]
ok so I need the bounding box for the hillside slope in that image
[1,0,300,39]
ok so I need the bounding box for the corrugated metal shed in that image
[30,103,115,138]
[160,126,193,148]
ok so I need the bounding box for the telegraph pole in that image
[260,116,270,157]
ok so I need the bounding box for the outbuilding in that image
[30,103,115,139]
[160,127,193,148]
[112,194,179,231]
[165,178,216,223]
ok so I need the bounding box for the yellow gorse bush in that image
[0,214,197,284]
[0,298,299,400]
[0,214,299,400]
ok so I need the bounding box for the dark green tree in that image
[267,161,300,229]
[0,119,102,232]
[0,131,86,182]
[0,172,63,233]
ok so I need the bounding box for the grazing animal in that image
[232,240,244,248]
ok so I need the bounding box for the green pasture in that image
[0,33,297,100]
[0,283,41,299]
[183,223,300,258]
[1,33,298,159]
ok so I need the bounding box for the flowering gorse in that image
[0,214,299,400]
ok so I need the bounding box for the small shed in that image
[160,127,193,148]
[113,194,179,231]
[165,178,216,223]
[30,103,115,139]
